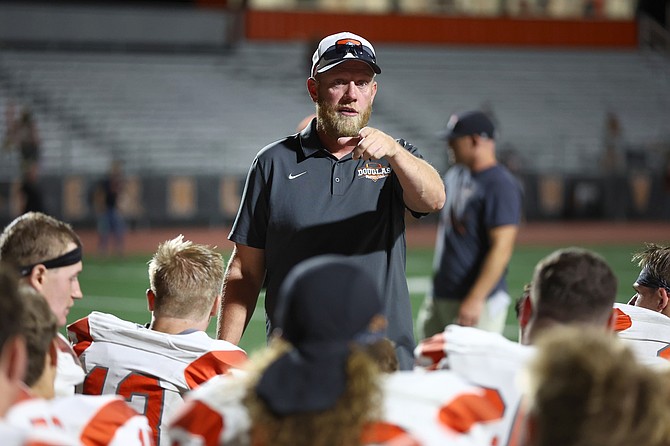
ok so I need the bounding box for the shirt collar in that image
[298,117,323,158]
[298,118,352,161]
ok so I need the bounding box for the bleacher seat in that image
[1,42,669,180]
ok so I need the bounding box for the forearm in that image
[465,227,518,304]
[216,246,265,344]
[389,147,445,213]
[465,251,512,305]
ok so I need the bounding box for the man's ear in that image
[27,264,47,292]
[658,288,669,314]
[210,295,221,318]
[48,339,58,368]
[146,289,155,312]
[519,296,532,330]
[307,77,318,103]
[0,336,27,385]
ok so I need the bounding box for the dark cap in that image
[311,31,381,77]
[255,255,384,416]
[443,110,495,141]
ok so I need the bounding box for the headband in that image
[19,246,82,277]
[635,266,670,293]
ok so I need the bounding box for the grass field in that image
[69,244,642,355]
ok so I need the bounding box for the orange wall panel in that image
[245,10,637,48]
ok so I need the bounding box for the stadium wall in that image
[245,10,638,48]
[0,2,637,48]
[1,173,669,229]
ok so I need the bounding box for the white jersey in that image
[6,394,152,446]
[67,311,247,446]
[416,325,534,446]
[0,420,81,446]
[614,303,670,367]
[168,373,251,446]
[382,370,505,446]
[55,333,85,397]
[168,372,419,446]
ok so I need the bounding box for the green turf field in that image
[69,244,642,355]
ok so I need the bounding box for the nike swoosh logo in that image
[288,172,307,180]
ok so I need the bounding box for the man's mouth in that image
[338,107,358,116]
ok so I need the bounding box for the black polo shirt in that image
[229,119,425,369]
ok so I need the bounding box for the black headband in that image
[19,246,82,277]
[636,266,670,293]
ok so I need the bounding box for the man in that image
[614,243,670,364]
[7,286,154,446]
[0,263,78,446]
[413,247,618,446]
[0,212,85,396]
[218,31,445,369]
[68,235,247,446]
[93,159,126,256]
[416,110,522,339]
[0,264,27,419]
[169,255,418,446]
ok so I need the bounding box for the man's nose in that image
[72,279,83,299]
[342,81,358,100]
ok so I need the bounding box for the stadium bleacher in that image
[1,41,669,181]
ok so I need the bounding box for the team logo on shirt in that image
[357,162,391,182]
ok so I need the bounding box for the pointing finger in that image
[338,136,362,147]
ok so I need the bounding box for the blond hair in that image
[148,235,224,320]
[0,212,81,269]
[244,338,382,446]
[525,326,670,446]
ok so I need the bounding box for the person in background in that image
[94,159,126,256]
[218,31,445,369]
[18,162,45,214]
[14,108,41,175]
[0,212,85,397]
[417,110,522,339]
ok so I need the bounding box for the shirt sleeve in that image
[483,172,522,229]
[228,156,269,249]
[394,139,428,219]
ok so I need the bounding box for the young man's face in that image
[448,136,476,167]
[38,243,83,327]
[630,282,661,312]
[312,61,377,138]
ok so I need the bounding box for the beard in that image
[316,99,372,138]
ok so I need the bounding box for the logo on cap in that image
[336,38,362,46]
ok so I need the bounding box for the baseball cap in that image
[255,255,384,416]
[311,31,381,77]
[442,110,496,141]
